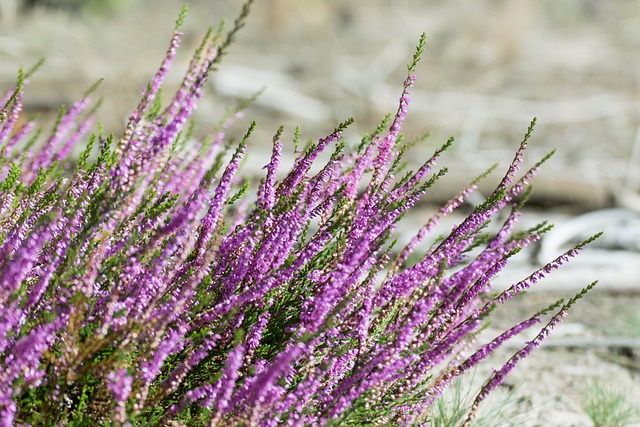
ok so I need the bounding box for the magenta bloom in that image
[0,2,599,426]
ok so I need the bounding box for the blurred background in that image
[2,1,640,424]
[1,1,639,209]
[1,1,639,211]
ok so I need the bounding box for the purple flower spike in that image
[0,6,599,425]
[107,368,133,422]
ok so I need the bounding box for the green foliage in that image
[429,376,527,427]
[408,33,427,73]
[581,381,638,427]
[1,155,24,192]
[0,2,603,425]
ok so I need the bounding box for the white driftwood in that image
[536,208,640,263]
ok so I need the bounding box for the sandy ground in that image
[2,1,640,425]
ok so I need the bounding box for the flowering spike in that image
[463,281,598,425]
[0,7,600,425]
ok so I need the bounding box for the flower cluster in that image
[0,2,598,426]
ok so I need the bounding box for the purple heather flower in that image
[0,7,599,424]
[195,142,247,260]
[278,124,346,198]
[117,30,182,155]
[162,333,221,395]
[207,343,246,422]
[0,224,53,308]
[1,322,57,405]
[0,90,23,147]
[344,139,377,200]
[29,97,91,178]
[462,310,566,424]
[257,133,284,211]
[140,322,188,385]
[372,75,415,175]
[167,384,215,419]
[107,368,133,422]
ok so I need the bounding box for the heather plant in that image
[0,2,600,426]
